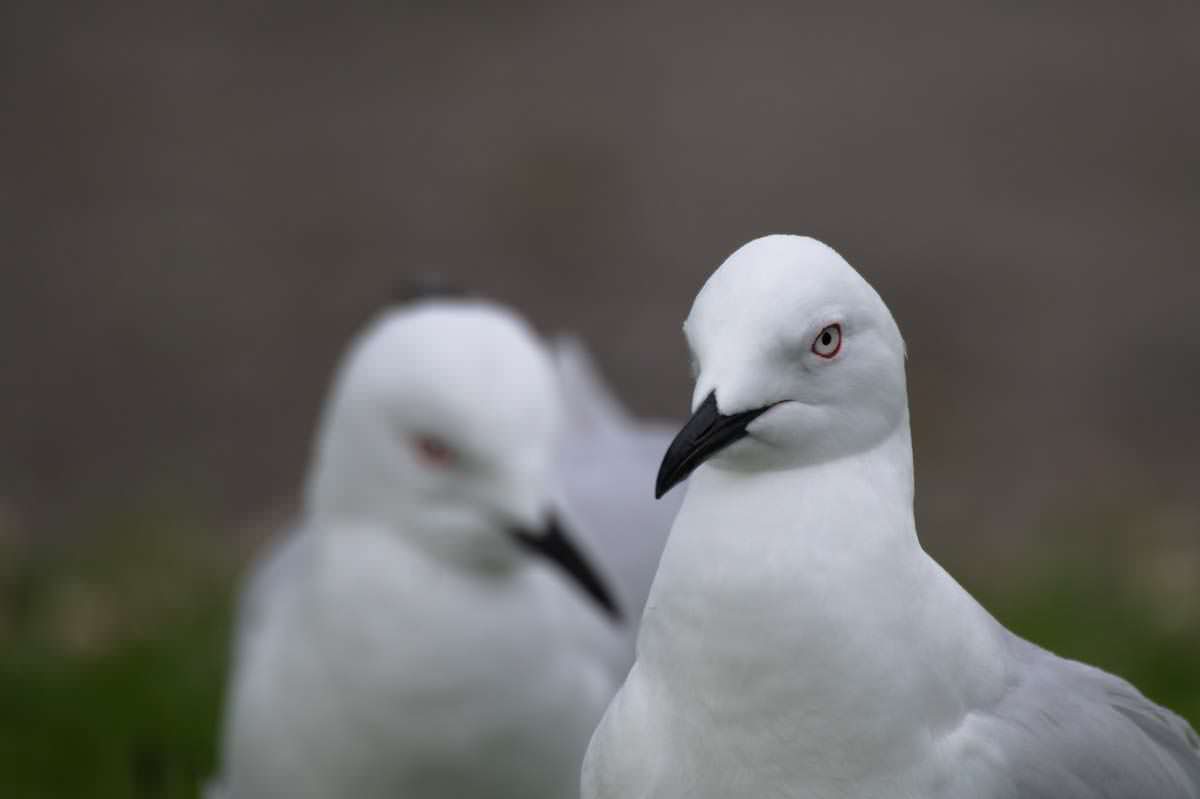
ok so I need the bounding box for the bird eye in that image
[413,434,455,467]
[811,323,842,359]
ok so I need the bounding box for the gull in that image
[208,297,678,799]
[582,235,1200,799]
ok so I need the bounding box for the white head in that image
[657,235,909,495]
[306,300,560,558]
[305,298,621,617]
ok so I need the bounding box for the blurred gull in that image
[209,298,679,798]
[582,235,1200,799]
[550,335,684,655]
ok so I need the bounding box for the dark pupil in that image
[821,331,832,346]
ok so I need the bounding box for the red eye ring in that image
[414,435,455,466]
[811,323,842,359]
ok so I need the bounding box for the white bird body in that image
[582,235,1200,799]
[211,300,678,799]
[222,522,614,798]
[585,429,1015,798]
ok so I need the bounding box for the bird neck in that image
[637,422,1009,775]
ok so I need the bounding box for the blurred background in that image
[2,2,1198,795]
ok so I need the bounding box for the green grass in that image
[0,516,236,799]
[0,521,1195,797]
[0,603,230,798]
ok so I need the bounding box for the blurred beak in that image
[509,516,622,622]
[655,390,771,499]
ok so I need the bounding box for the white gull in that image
[582,234,1200,799]
[210,297,679,798]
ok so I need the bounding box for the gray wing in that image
[550,337,684,635]
[556,421,682,622]
[964,634,1200,798]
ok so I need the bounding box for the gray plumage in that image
[966,633,1200,798]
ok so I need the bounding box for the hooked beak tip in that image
[653,472,672,500]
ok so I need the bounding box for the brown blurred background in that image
[5,2,1200,546]
[1,3,1198,791]
[4,2,1200,546]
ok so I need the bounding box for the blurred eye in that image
[811,323,842,359]
[413,434,455,467]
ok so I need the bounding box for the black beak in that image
[509,516,622,622]
[655,391,772,499]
